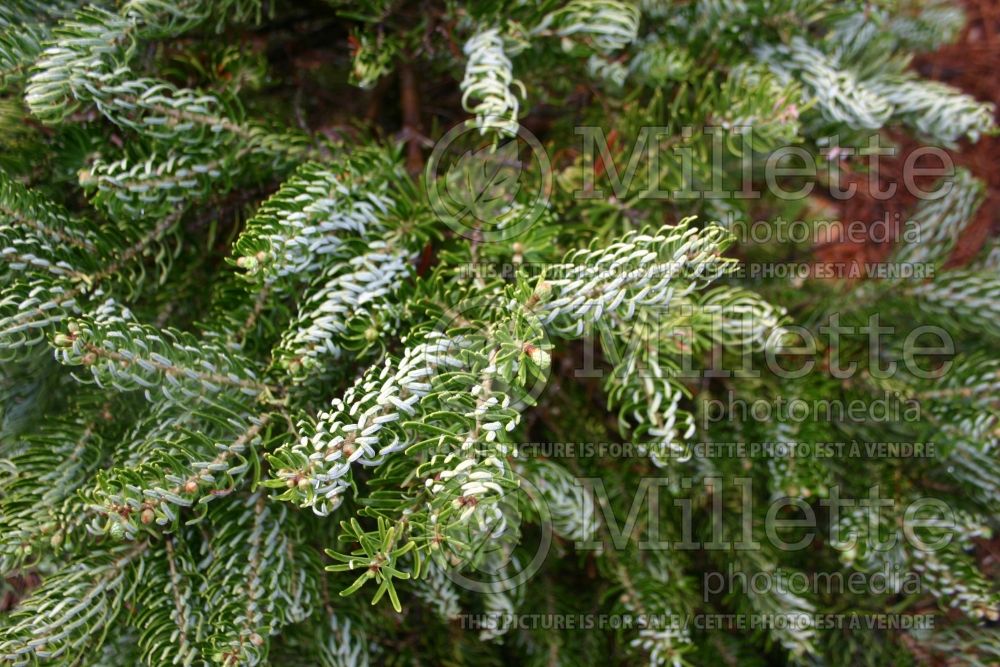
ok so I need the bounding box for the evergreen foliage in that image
[0,1,997,665]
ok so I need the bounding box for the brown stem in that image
[399,62,424,175]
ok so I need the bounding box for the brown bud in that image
[140,508,155,525]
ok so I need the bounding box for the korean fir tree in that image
[0,1,997,666]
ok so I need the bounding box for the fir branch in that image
[54,317,270,400]
[460,28,525,135]
[869,76,996,145]
[891,169,984,269]
[131,536,205,666]
[203,492,317,666]
[87,403,272,538]
[0,540,149,665]
[233,155,401,288]
[758,37,893,130]
[273,242,413,381]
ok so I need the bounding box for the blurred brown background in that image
[817,0,1000,271]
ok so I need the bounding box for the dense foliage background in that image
[0,1,997,665]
